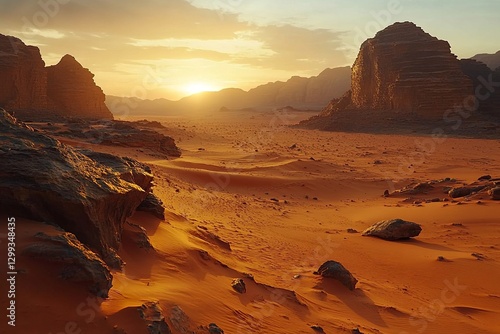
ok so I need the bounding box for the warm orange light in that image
[183,82,217,95]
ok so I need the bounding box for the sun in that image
[183,82,217,96]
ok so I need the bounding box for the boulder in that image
[137,193,166,220]
[231,278,246,294]
[490,187,500,200]
[139,302,172,334]
[0,110,148,267]
[208,323,225,334]
[314,260,358,290]
[362,219,422,240]
[448,185,487,198]
[23,232,112,297]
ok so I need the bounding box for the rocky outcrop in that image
[0,35,49,112]
[460,59,500,113]
[137,193,166,220]
[0,34,112,120]
[47,55,113,119]
[23,232,112,297]
[314,260,358,290]
[350,21,472,118]
[0,109,149,267]
[299,22,484,130]
[362,219,422,240]
[139,302,172,334]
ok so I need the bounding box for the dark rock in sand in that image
[137,193,166,220]
[311,325,325,333]
[23,232,112,297]
[314,260,358,290]
[478,175,492,181]
[231,278,247,294]
[139,302,172,334]
[0,110,148,267]
[362,219,422,240]
[124,222,154,250]
[448,185,487,198]
[208,323,225,334]
[489,187,500,200]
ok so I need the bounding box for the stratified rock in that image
[0,35,49,112]
[23,232,112,297]
[362,219,422,240]
[137,193,166,220]
[0,34,113,120]
[139,302,172,334]
[231,278,246,294]
[314,260,358,290]
[350,21,471,117]
[47,55,113,119]
[490,187,500,200]
[448,185,487,198]
[0,110,147,267]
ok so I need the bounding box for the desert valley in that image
[1,5,500,334]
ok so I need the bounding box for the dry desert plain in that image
[6,110,500,334]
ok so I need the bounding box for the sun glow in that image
[183,82,218,96]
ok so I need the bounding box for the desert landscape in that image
[1,2,500,334]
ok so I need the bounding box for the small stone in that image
[478,175,492,180]
[208,323,224,334]
[314,260,358,290]
[311,325,325,333]
[231,278,246,293]
[347,228,359,234]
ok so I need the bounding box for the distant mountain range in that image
[106,66,351,116]
[472,50,500,71]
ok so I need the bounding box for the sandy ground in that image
[2,110,500,334]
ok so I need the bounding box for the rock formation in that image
[362,219,422,240]
[472,50,500,71]
[23,232,113,297]
[47,55,112,119]
[299,22,487,130]
[460,59,500,113]
[0,34,112,120]
[314,260,358,290]
[350,22,471,117]
[0,109,150,267]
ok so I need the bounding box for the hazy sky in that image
[0,0,498,100]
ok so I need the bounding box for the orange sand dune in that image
[2,111,500,333]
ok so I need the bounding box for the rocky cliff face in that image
[350,21,472,118]
[47,55,112,119]
[0,35,49,112]
[472,50,500,71]
[0,109,149,268]
[0,34,112,120]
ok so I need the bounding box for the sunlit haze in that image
[1,0,498,100]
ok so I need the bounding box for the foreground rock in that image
[138,302,172,334]
[208,323,225,334]
[137,193,166,220]
[490,187,500,200]
[0,34,112,120]
[314,260,358,290]
[23,232,112,297]
[0,110,148,267]
[362,219,422,240]
[231,278,247,294]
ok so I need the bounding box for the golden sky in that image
[1,0,498,100]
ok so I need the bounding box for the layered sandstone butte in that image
[47,55,112,119]
[0,34,112,120]
[300,22,477,130]
[0,35,49,111]
[350,21,472,117]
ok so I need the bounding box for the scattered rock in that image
[352,329,363,334]
[471,253,486,260]
[169,306,192,334]
[311,325,325,333]
[383,190,390,197]
[231,278,246,294]
[208,323,224,334]
[449,186,487,198]
[23,231,112,297]
[347,228,359,234]
[362,219,422,240]
[139,302,171,334]
[137,193,166,220]
[489,187,500,200]
[478,175,492,181]
[314,260,358,290]
[289,143,297,149]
